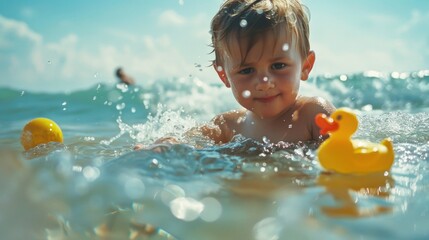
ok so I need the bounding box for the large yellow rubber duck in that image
[315,108,394,174]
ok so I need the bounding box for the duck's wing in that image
[351,139,394,172]
[352,140,383,155]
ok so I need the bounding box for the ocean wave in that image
[1,70,428,121]
[307,70,429,110]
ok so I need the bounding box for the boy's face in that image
[216,30,315,119]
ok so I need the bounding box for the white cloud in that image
[312,34,428,76]
[0,14,209,92]
[158,10,186,26]
[310,8,429,75]
[0,14,42,44]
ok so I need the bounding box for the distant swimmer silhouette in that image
[115,67,135,85]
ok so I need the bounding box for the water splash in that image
[240,19,248,28]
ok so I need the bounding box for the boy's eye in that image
[238,68,254,75]
[271,63,287,70]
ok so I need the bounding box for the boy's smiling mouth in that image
[254,94,280,103]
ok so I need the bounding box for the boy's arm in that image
[197,114,232,144]
[134,113,232,150]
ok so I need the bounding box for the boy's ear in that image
[213,63,230,88]
[301,51,316,81]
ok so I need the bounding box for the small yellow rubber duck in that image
[21,118,63,151]
[315,108,394,174]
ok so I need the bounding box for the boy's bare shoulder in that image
[296,96,335,116]
[294,96,335,139]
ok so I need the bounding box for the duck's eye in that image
[336,115,342,121]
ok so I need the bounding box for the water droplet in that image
[72,165,83,172]
[116,103,126,110]
[339,74,348,81]
[282,43,289,51]
[417,70,429,78]
[92,96,97,100]
[116,83,129,92]
[240,19,248,28]
[200,197,222,222]
[62,101,67,106]
[131,107,136,113]
[263,76,269,82]
[83,166,100,181]
[262,136,270,144]
[20,91,25,96]
[216,65,223,72]
[84,136,95,141]
[150,158,159,168]
[143,100,150,109]
[242,90,251,98]
[94,72,98,78]
[132,202,145,212]
[170,197,204,221]
[361,104,373,112]
[288,124,292,129]
[391,72,400,79]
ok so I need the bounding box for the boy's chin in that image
[252,111,282,120]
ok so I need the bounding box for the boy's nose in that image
[255,75,275,91]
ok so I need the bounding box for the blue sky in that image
[1,0,428,92]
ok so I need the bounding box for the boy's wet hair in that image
[210,0,310,66]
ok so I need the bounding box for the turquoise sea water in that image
[1,71,429,239]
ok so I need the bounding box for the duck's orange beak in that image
[315,113,339,135]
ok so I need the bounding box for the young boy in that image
[137,0,334,150]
